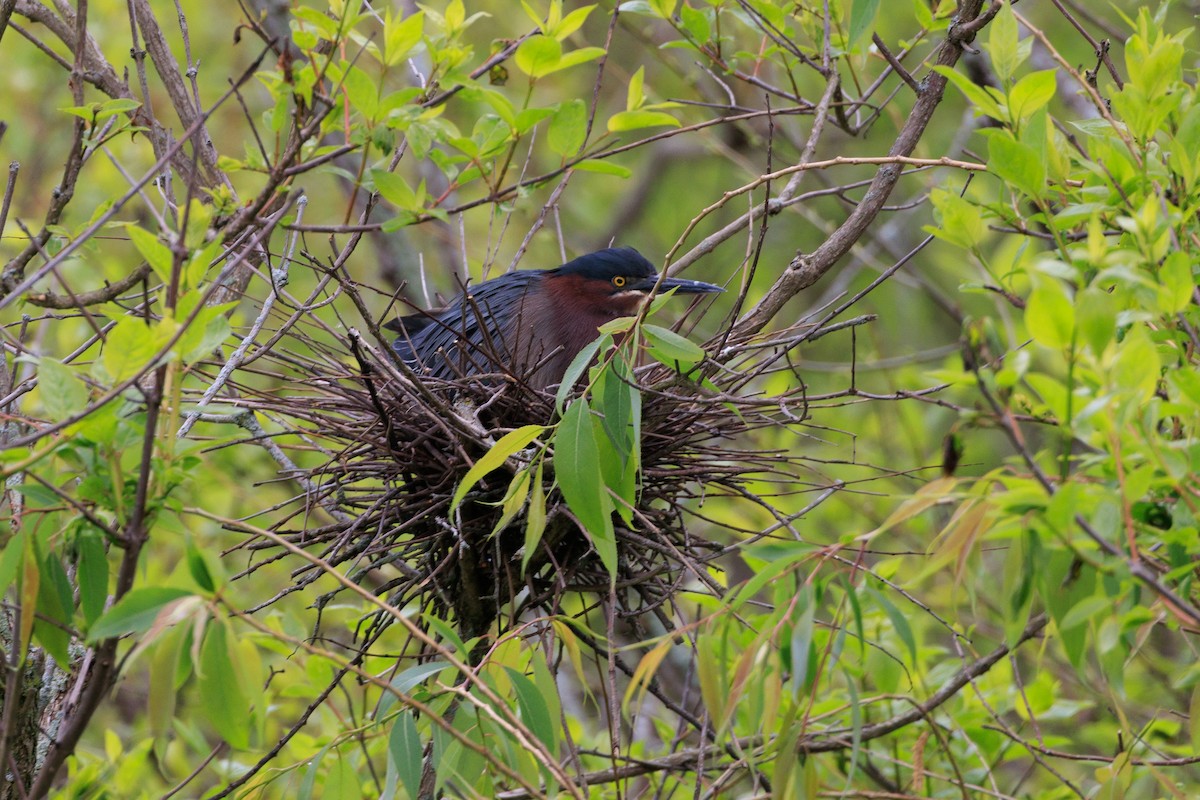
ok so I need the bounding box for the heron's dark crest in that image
[388,247,722,390]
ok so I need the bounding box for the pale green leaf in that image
[385,10,424,65]
[1025,281,1075,349]
[522,461,547,574]
[988,132,1045,199]
[643,323,704,367]
[848,0,881,48]
[515,35,562,78]
[126,225,174,285]
[627,66,646,111]
[38,358,89,421]
[1009,69,1057,123]
[607,109,680,132]
[573,159,632,178]
[549,99,587,156]
[88,587,195,641]
[199,622,250,748]
[389,711,423,800]
[451,425,545,512]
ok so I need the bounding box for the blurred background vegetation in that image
[2,0,1199,797]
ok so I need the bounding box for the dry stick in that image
[129,0,229,192]
[985,725,1200,768]
[189,509,584,800]
[667,157,980,281]
[0,161,17,238]
[209,604,550,800]
[1046,0,1123,89]
[12,0,202,185]
[733,0,990,340]
[284,106,812,233]
[1011,8,1137,161]
[0,48,267,311]
[177,195,307,438]
[967,357,1200,625]
[0,180,284,454]
[0,0,16,43]
[872,33,921,94]
[493,614,1048,797]
[27,377,165,798]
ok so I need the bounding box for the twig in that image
[177,195,305,438]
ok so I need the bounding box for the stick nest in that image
[227,322,813,641]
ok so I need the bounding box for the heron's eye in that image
[612,276,627,288]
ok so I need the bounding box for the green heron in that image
[388,247,723,390]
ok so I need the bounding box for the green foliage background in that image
[1,0,1199,797]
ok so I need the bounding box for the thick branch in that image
[732,0,989,339]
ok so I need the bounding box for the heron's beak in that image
[634,275,724,294]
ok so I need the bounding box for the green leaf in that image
[38,358,89,421]
[340,64,378,120]
[182,198,212,250]
[515,35,562,78]
[863,583,917,664]
[102,317,172,382]
[643,323,705,368]
[504,667,557,749]
[555,334,607,413]
[1076,286,1116,356]
[607,109,680,132]
[60,103,101,120]
[679,4,711,42]
[987,132,1045,199]
[1157,251,1193,313]
[550,5,594,40]
[848,0,881,49]
[556,399,616,579]
[522,462,547,574]
[549,99,587,157]
[185,238,223,290]
[1025,281,1074,350]
[553,47,605,73]
[126,225,174,285]
[649,0,677,17]
[88,587,195,641]
[186,539,216,593]
[199,622,250,749]
[927,188,985,249]
[18,533,37,662]
[34,554,72,665]
[489,468,532,536]
[389,711,423,800]
[148,621,186,739]
[378,660,451,718]
[385,10,424,65]
[593,378,635,524]
[933,66,1005,121]
[76,528,108,626]
[0,531,28,601]
[371,169,423,211]
[1111,327,1161,402]
[573,159,632,178]
[788,586,816,696]
[987,0,1021,83]
[513,107,554,134]
[95,97,142,121]
[451,425,545,512]
[627,66,646,111]
[178,305,232,365]
[1008,70,1057,123]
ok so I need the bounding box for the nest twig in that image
[203,290,832,652]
